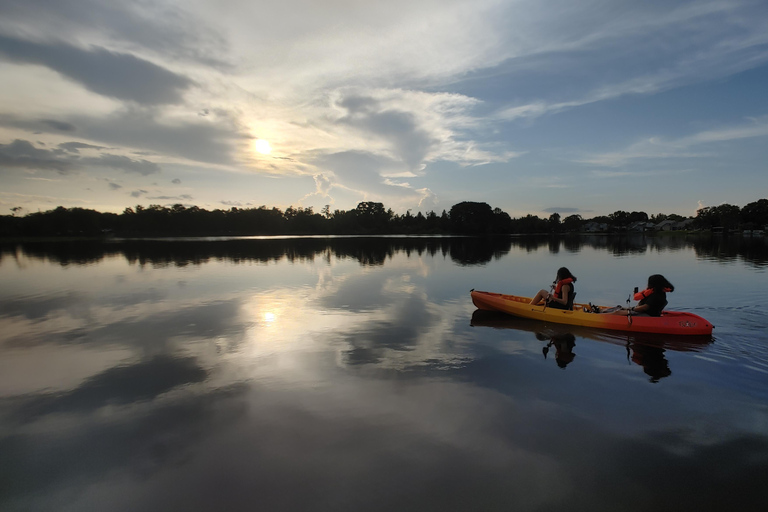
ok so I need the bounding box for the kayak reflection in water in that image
[540,332,576,368]
[539,330,669,378]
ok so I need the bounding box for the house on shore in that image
[629,221,655,232]
[583,221,608,233]
[654,220,678,231]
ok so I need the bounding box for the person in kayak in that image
[530,267,577,310]
[610,274,674,316]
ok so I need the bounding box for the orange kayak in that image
[470,290,714,336]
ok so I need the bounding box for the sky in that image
[1,0,767,219]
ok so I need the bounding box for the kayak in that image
[470,290,714,335]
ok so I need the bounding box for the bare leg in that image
[530,289,549,305]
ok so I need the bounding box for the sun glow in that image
[254,139,272,154]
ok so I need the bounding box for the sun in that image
[254,139,272,155]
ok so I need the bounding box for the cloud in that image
[40,119,76,131]
[59,142,107,153]
[146,195,193,201]
[9,356,208,418]
[313,150,400,194]
[171,178,181,184]
[0,139,161,175]
[334,92,441,172]
[108,182,122,190]
[329,89,514,172]
[1,110,246,167]
[130,190,148,198]
[87,154,160,175]
[313,173,332,195]
[67,109,245,166]
[485,2,768,123]
[417,188,438,210]
[0,34,194,105]
[580,116,768,167]
[299,173,334,204]
[0,139,73,173]
[0,0,231,69]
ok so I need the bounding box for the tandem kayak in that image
[470,290,714,336]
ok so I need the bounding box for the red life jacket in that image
[634,287,672,301]
[554,278,574,298]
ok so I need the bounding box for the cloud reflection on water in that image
[1,237,768,511]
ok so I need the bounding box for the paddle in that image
[541,282,556,312]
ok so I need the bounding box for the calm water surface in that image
[1,235,767,511]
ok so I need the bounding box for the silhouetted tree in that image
[562,214,583,232]
[449,202,496,234]
[741,199,768,228]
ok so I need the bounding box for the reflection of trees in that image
[0,237,514,268]
[692,236,768,268]
[6,234,766,268]
[509,234,686,255]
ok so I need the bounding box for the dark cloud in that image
[71,109,243,165]
[0,139,160,175]
[0,115,75,134]
[41,119,76,131]
[59,141,107,153]
[338,295,440,366]
[88,154,159,175]
[130,189,148,198]
[108,182,122,190]
[0,0,231,69]
[0,139,73,173]
[172,178,182,184]
[336,93,438,171]
[0,34,194,105]
[0,381,248,509]
[8,355,208,419]
[0,111,243,166]
[0,290,89,321]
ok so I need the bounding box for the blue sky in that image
[1,0,767,218]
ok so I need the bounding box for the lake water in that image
[1,235,767,511]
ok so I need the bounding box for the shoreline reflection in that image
[2,233,766,268]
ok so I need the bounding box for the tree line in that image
[1,199,766,237]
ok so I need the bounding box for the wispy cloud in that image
[580,117,768,167]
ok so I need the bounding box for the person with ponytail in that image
[611,274,674,317]
[530,267,577,310]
